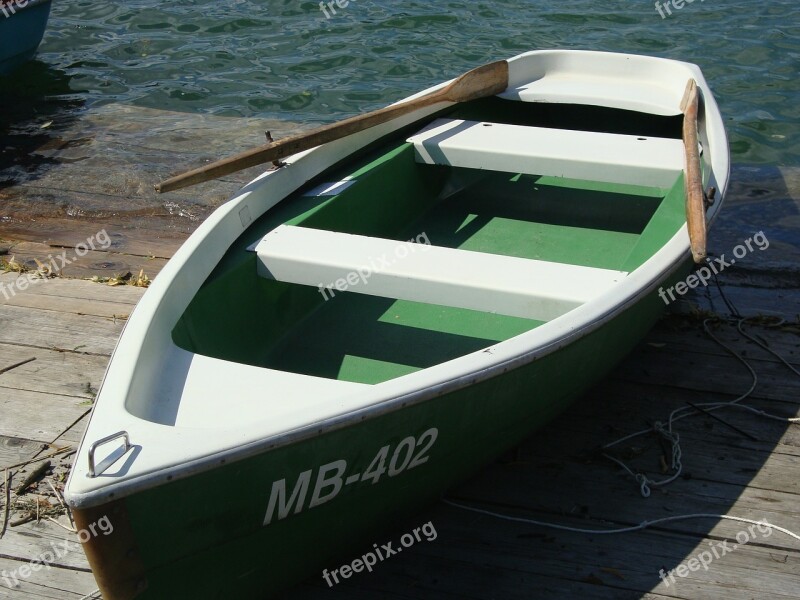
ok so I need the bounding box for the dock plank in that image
[0,343,107,400]
[0,290,134,321]
[0,557,96,599]
[0,519,90,571]
[0,273,145,306]
[0,219,185,260]
[0,304,128,356]
[0,435,48,471]
[4,241,168,281]
[0,387,88,445]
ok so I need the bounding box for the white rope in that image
[443,499,800,543]
[441,313,800,546]
[603,317,800,497]
[736,317,800,378]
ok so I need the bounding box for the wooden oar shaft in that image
[157,97,439,193]
[156,60,509,193]
[681,79,707,263]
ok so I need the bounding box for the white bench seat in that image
[407,118,685,189]
[498,76,684,116]
[254,225,627,322]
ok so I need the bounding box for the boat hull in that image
[74,262,689,599]
[65,49,729,600]
[0,0,51,75]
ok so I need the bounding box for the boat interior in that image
[172,97,691,386]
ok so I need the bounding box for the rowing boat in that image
[0,0,52,75]
[64,49,729,599]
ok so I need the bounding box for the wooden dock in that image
[1,235,799,600]
[1,104,798,598]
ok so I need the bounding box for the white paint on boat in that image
[409,118,685,189]
[303,179,357,197]
[255,224,628,321]
[500,49,696,116]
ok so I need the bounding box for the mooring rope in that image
[603,267,800,497]
[443,500,800,542]
[446,280,800,542]
[602,316,800,497]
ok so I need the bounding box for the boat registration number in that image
[263,428,438,526]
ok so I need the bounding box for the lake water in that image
[28,0,800,165]
[1,0,799,276]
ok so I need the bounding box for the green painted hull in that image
[76,265,687,598]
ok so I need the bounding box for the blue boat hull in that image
[0,0,52,75]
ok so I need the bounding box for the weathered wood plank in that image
[0,344,106,400]
[636,329,800,377]
[651,316,800,364]
[299,504,796,599]
[0,557,96,599]
[0,518,89,571]
[0,273,145,306]
[0,304,127,356]
[4,241,168,281]
[629,328,800,375]
[452,451,800,542]
[0,289,133,321]
[557,384,800,450]
[446,379,800,547]
[0,388,88,445]
[296,581,423,600]
[411,508,800,600]
[0,218,185,260]
[0,436,47,472]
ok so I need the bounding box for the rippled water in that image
[28,0,800,166]
[1,0,799,271]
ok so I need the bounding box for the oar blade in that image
[444,60,509,103]
[681,78,707,263]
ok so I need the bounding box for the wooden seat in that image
[407,119,685,189]
[254,225,628,322]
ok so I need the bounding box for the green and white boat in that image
[65,50,729,599]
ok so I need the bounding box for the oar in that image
[680,79,707,263]
[155,60,510,193]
